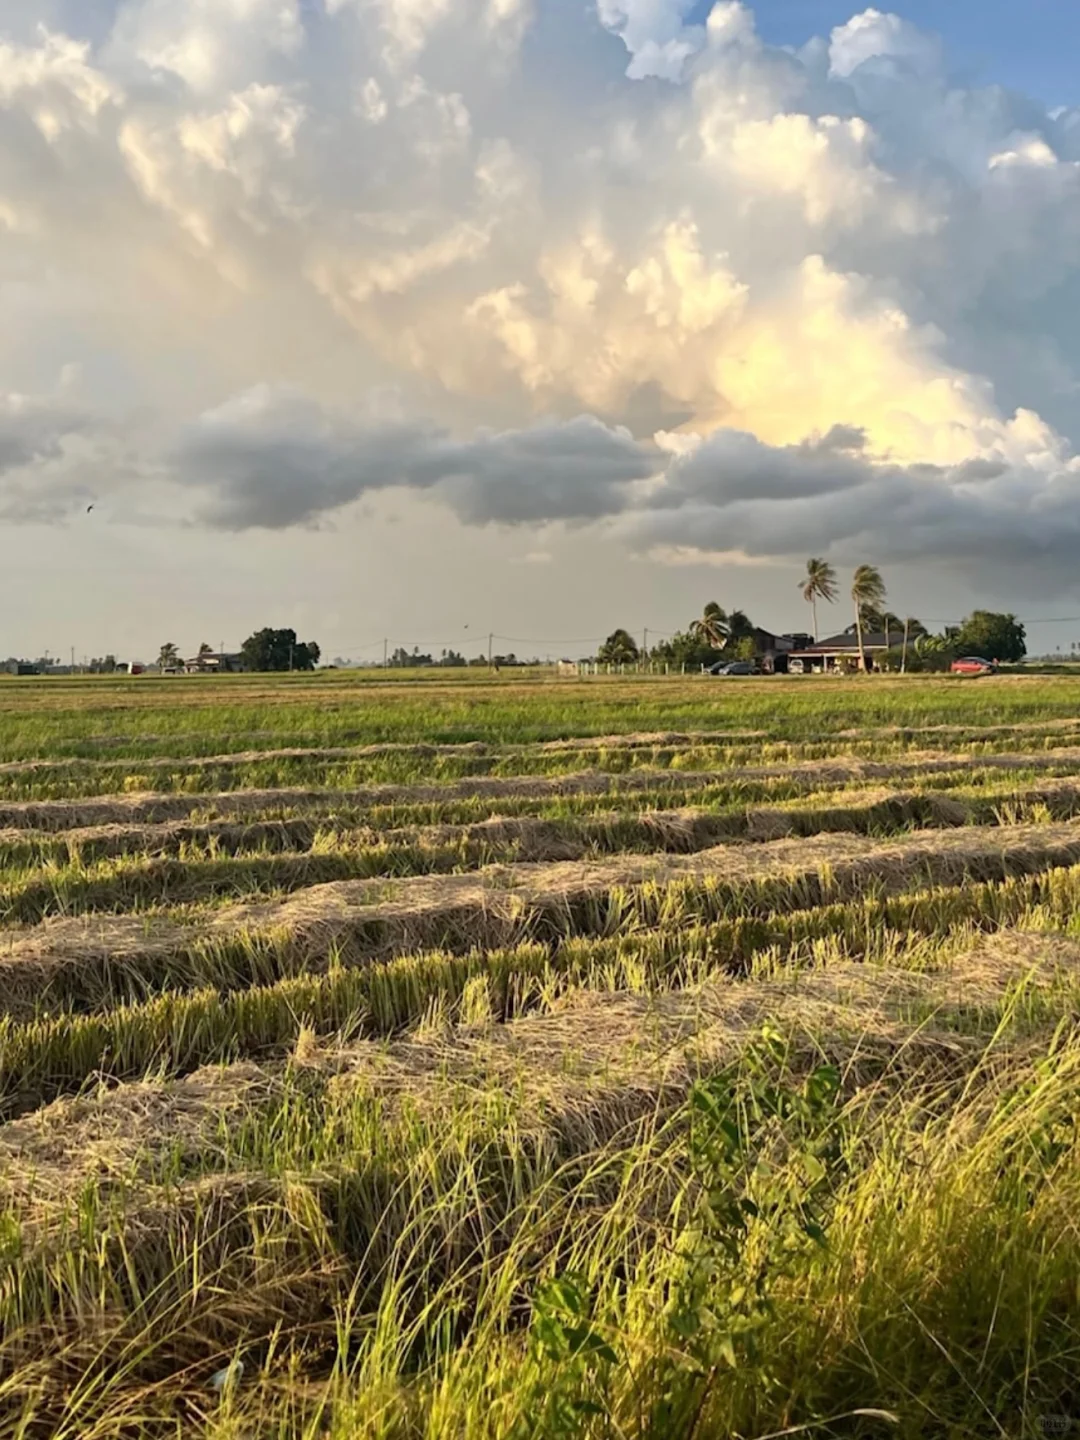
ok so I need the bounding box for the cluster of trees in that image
[906,612,1027,669]
[598,606,760,671]
[798,561,1026,668]
[598,559,1028,673]
[388,648,528,668]
[240,629,321,672]
[156,630,323,673]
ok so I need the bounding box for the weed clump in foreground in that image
[5,1006,1078,1437]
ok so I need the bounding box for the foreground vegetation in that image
[3,672,1080,1436]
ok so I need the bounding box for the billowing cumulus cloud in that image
[2,0,1080,604]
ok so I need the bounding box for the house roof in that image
[752,629,815,652]
[792,630,897,655]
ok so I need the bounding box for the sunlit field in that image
[4,669,1080,1437]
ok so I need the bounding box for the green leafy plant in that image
[650,1033,845,1434]
[518,1272,618,1437]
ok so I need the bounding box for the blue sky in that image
[739,0,1078,105]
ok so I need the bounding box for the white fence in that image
[557,661,690,676]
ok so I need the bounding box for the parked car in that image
[950,656,998,676]
[708,660,757,676]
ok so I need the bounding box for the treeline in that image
[598,559,1028,670]
[387,648,538,669]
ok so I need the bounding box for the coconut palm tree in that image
[851,565,887,673]
[726,609,755,643]
[800,559,838,640]
[691,603,730,651]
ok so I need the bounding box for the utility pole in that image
[70,646,75,675]
[901,618,910,675]
[288,640,294,672]
[383,638,388,669]
[488,632,494,669]
[643,628,649,670]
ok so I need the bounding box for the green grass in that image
[0,669,1078,762]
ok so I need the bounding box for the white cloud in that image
[1,0,1080,617]
[828,8,942,80]
[0,27,118,138]
[108,0,303,93]
[0,388,90,471]
[596,0,704,80]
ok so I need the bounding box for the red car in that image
[951,656,998,676]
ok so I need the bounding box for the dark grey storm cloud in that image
[168,385,1080,581]
[0,394,90,474]
[171,386,657,529]
[622,426,1080,576]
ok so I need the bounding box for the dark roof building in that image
[750,630,815,673]
[788,629,901,672]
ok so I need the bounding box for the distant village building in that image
[184,653,245,674]
[751,630,815,674]
[786,631,897,673]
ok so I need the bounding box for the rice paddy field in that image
[6,668,1080,1437]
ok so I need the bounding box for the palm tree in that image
[157,642,180,670]
[851,565,887,673]
[800,559,838,641]
[198,641,214,660]
[691,603,730,652]
[726,609,755,643]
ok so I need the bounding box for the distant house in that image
[184,653,245,674]
[787,630,897,674]
[752,630,815,674]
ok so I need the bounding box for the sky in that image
[3,2,1080,662]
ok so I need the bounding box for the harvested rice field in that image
[6,669,1080,1437]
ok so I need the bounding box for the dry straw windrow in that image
[4,744,1080,831]
[7,777,1080,868]
[6,935,1074,1205]
[5,818,1080,1021]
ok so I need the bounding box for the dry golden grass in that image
[5,746,1080,833]
[4,929,1074,1210]
[5,818,1080,1019]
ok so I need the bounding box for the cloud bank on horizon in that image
[2,0,1080,586]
